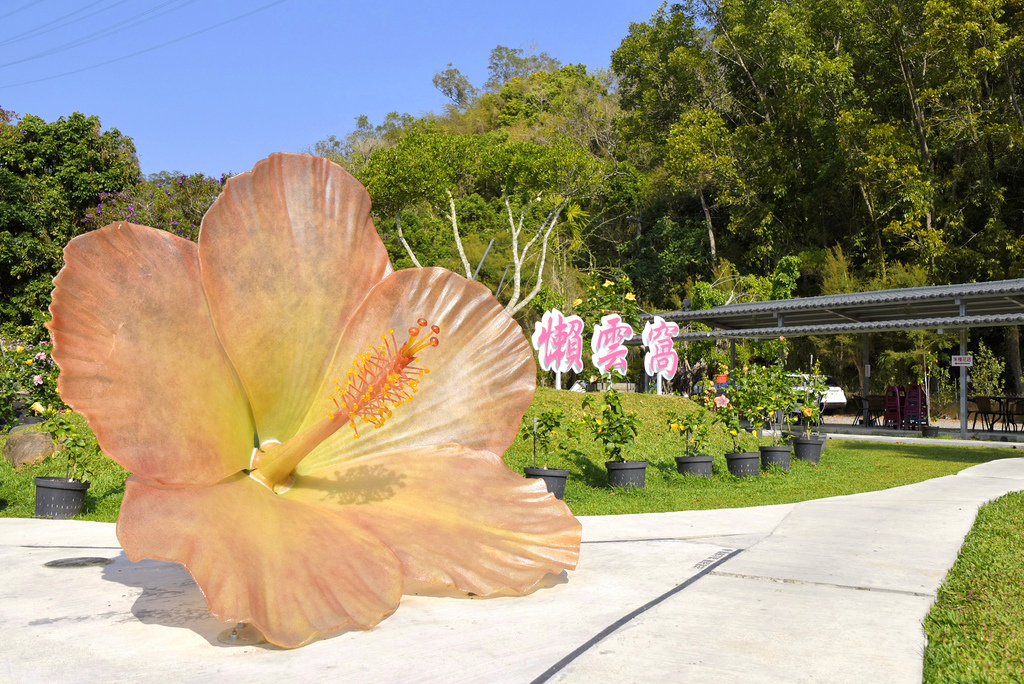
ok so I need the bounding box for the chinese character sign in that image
[591,314,634,376]
[531,309,585,374]
[642,316,680,381]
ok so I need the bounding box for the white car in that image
[788,374,847,414]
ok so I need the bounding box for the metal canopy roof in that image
[647,278,1024,341]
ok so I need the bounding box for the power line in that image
[0,0,131,49]
[0,0,290,89]
[0,0,204,69]
[0,0,45,21]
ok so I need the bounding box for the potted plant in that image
[747,363,793,471]
[581,387,644,488]
[793,365,828,463]
[707,369,760,477]
[521,407,570,499]
[668,407,714,477]
[33,405,93,519]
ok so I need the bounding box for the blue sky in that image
[0,0,664,177]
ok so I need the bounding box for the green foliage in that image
[571,272,643,330]
[485,45,561,92]
[41,407,97,481]
[794,363,829,437]
[0,339,62,426]
[82,172,225,242]
[744,361,798,444]
[667,406,714,456]
[520,406,568,468]
[969,340,1006,397]
[0,111,139,342]
[580,388,640,462]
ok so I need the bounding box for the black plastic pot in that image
[792,436,824,464]
[675,454,713,477]
[759,445,791,471]
[606,460,647,489]
[524,466,569,500]
[922,425,940,438]
[35,477,90,519]
[725,452,760,477]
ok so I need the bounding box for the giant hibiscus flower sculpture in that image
[47,153,581,648]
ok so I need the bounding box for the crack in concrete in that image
[708,570,935,597]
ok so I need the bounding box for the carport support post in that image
[861,334,870,426]
[960,327,968,438]
[730,340,736,370]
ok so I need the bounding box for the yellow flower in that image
[25,359,32,366]
[802,406,814,417]
[15,345,24,352]
[603,280,614,288]
[572,298,583,307]
[624,293,635,301]
[670,422,679,430]
[30,402,46,414]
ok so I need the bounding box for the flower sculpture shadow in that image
[47,153,581,648]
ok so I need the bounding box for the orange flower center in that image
[250,318,441,491]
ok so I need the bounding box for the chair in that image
[903,385,927,429]
[1007,400,1024,432]
[969,397,997,430]
[883,386,904,429]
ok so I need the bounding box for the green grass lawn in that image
[923,490,1024,682]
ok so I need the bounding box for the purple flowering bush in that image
[0,339,64,426]
[83,172,228,241]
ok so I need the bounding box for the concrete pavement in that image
[3,457,1024,683]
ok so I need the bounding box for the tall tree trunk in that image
[699,188,718,261]
[1008,326,1024,395]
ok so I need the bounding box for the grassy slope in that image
[923,491,1024,682]
[509,389,1015,516]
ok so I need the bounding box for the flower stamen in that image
[334,319,440,438]
[250,317,441,491]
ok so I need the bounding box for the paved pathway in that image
[3,458,1024,683]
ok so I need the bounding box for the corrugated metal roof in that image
[651,278,1024,336]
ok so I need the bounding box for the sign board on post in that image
[531,309,585,389]
[641,316,679,395]
[591,314,634,378]
[952,355,974,367]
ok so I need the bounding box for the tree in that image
[433,63,478,110]
[481,136,602,315]
[484,44,561,92]
[0,111,138,341]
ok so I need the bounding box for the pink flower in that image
[35,352,46,360]
[32,375,43,385]
[714,394,730,408]
[47,153,580,648]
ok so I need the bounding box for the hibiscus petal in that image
[199,153,392,444]
[296,268,535,473]
[47,222,254,485]
[117,474,403,648]
[284,444,581,596]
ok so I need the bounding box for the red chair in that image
[903,384,926,429]
[884,385,904,429]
